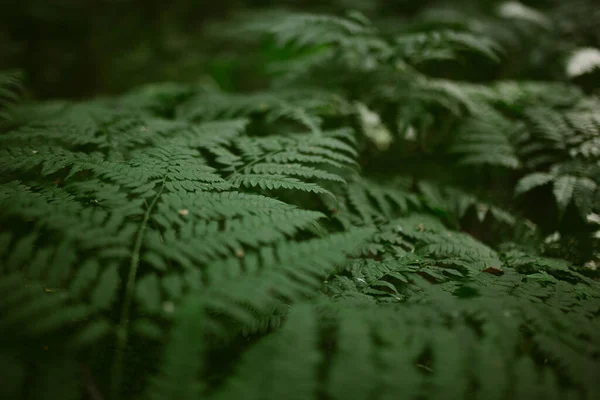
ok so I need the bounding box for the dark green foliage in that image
[1,2,600,400]
[0,70,23,129]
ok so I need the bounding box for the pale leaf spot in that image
[163,301,175,314]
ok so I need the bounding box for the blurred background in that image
[1,0,599,100]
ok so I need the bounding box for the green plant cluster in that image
[1,3,600,400]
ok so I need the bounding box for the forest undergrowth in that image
[1,2,600,400]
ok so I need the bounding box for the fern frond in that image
[213,305,320,400]
[395,30,503,64]
[182,119,248,149]
[515,172,555,195]
[201,228,374,331]
[418,182,517,226]
[249,163,346,182]
[415,230,503,272]
[147,208,327,267]
[0,145,94,177]
[177,90,339,133]
[230,174,333,196]
[143,294,204,400]
[516,170,598,217]
[344,178,420,225]
[451,106,521,169]
[0,271,113,346]
[157,190,296,221]
[118,81,199,116]
[239,11,376,48]
[0,102,186,153]
[211,130,357,199]
[491,81,583,109]
[0,69,23,128]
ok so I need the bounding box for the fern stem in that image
[110,180,166,400]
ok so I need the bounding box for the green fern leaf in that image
[90,263,120,311]
[553,175,577,214]
[250,163,346,182]
[515,172,554,195]
[231,174,333,196]
[144,295,204,400]
[214,305,320,400]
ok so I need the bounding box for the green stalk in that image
[110,181,165,400]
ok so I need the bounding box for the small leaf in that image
[370,280,399,294]
[481,266,504,276]
[135,274,162,313]
[69,259,99,298]
[72,319,113,347]
[553,175,577,215]
[515,172,554,195]
[90,264,120,310]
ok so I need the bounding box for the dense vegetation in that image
[1,1,600,399]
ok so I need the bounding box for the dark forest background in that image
[1,0,599,100]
